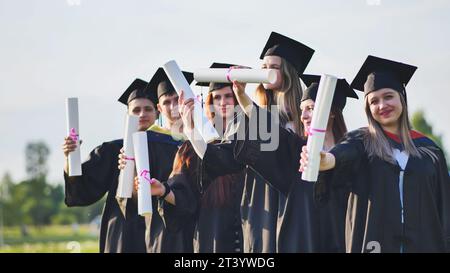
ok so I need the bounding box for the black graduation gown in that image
[324,128,450,253]
[228,109,282,253]
[234,104,346,252]
[215,112,280,253]
[64,130,181,253]
[193,109,297,253]
[158,170,197,253]
[160,141,245,253]
[239,170,279,253]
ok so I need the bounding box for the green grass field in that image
[0,225,99,253]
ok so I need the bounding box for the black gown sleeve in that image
[327,129,366,187]
[434,147,450,252]
[202,142,245,180]
[159,172,199,233]
[233,104,306,195]
[64,141,119,206]
[312,129,367,204]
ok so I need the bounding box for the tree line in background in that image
[0,142,103,228]
[0,110,447,228]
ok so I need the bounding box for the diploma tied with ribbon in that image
[301,74,337,182]
[163,60,220,144]
[66,97,82,176]
[194,67,278,84]
[132,131,153,217]
[116,114,139,200]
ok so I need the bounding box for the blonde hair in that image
[363,92,429,163]
[255,58,304,136]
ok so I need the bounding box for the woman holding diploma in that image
[300,56,450,253]
[62,78,159,253]
[236,31,315,253]
[232,74,357,252]
[180,32,316,253]
[141,62,245,253]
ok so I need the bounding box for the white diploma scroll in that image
[301,74,337,182]
[66,98,82,176]
[133,131,153,216]
[116,115,139,199]
[163,60,220,144]
[194,68,277,84]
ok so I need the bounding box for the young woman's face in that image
[128,98,157,131]
[300,99,314,135]
[367,88,403,129]
[262,55,283,90]
[211,86,236,120]
[157,93,180,124]
[300,99,336,137]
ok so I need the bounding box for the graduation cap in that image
[196,62,238,92]
[351,55,417,100]
[300,74,358,111]
[146,67,194,100]
[260,31,315,75]
[118,78,157,106]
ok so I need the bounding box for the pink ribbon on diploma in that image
[69,128,79,142]
[226,67,234,82]
[140,170,154,184]
[307,127,326,136]
[124,156,135,161]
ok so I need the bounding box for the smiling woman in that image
[300,55,450,253]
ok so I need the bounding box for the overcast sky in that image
[1,0,449,183]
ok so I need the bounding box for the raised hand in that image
[178,90,195,131]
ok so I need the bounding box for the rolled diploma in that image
[194,68,277,84]
[301,74,337,182]
[163,60,219,144]
[133,131,153,216]
[66,98,82,176]
[116,115,139,199]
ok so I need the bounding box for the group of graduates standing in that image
[62,31,450,253]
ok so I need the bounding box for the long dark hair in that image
[330,106,348,143]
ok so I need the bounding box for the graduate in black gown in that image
[232,32,315,253]
[180,32,314,253]
[63,78,159,253]
[145,63,245,252]
[300,55,450,253]
[64,69,193,253]
[116,68,195,253]
[232,74,358,252]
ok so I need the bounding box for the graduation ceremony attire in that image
[160,63,245,253]
[234,75,358,252]
[319,55,450,252]
[236,31,317,253]
[64,69,193,253]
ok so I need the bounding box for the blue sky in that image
[1,0,449,183]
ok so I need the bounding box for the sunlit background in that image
[1,0,449,252]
